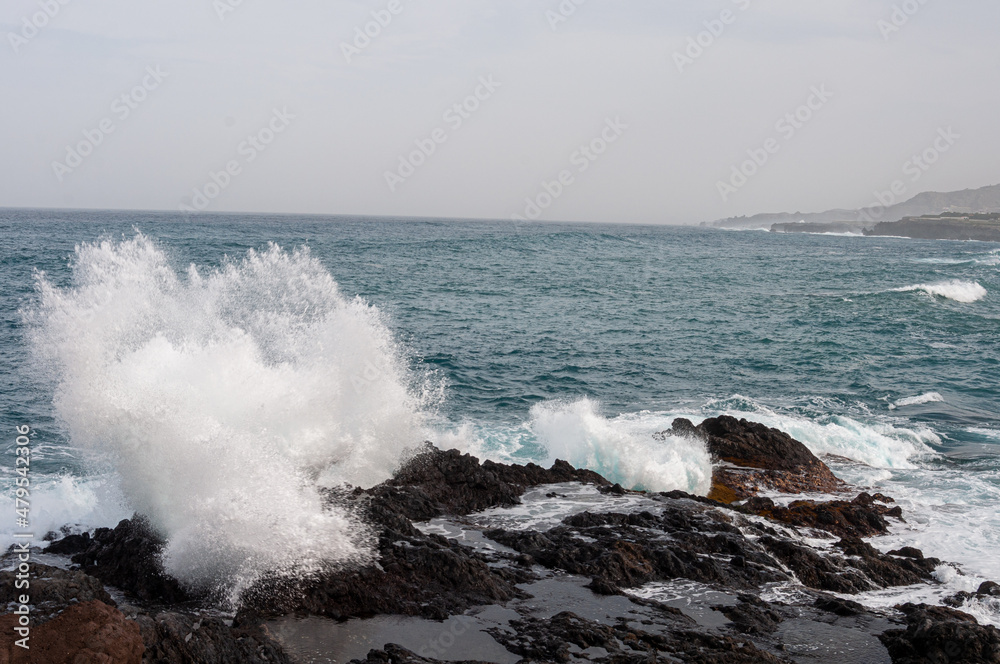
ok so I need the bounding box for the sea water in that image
[1,209,998,605]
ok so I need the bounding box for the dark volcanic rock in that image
[814,594,867,617]
[70,515,191,604]
[486,494,937,598]
[943,579,1000,608]
[135,611,292,664]
[368,446,609,521]
[0,563,115,620]
[741,491,904,539]
[43,531,92,555]
[664,416,844,502]
[243,486,524,621]
[486,505,790,593]
[349,644,492,663]
[486,611,792,663]
[244,447,613,621]
[879,603,1000,663]
[714,594,783,634]
[835,537,940,587]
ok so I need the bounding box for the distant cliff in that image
[863,213,1000,241]
[704,183,1000,230]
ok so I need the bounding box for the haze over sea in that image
[1,209,998,603]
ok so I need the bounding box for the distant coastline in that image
[765,213,1000,242]
[703,183,1000,238]
[864,213,1000,242]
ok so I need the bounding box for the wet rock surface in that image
[66,515,192,604]
[878,603,1000,663]
[368,446,610,521]
[134,610,292,664]
[741,491,903,539]
[33,421,1000,664]
[0,563,114,620]
[484,610,791,663]
[665,416,844,501]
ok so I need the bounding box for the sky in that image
[1,0,997,225]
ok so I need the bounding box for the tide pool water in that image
[1,209,998,601]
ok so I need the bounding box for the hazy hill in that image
[704,183,1000,229]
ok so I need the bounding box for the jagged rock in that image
[134,611,292,664]
[741,492,904,539]
[242,485,525,621]
[0,600,144,663]
[43,532,92,555]
[879,603,1000,663]
[943,579,1000,608]
[714,594,783,634]
[0,564,114,621]
[366,446,609,521]
[348,644,492,663]
[814,595,867,616]
[487,505,790,592]
[758,536,872,593]
[664,416,844,501]
[979,581,1000,597]
[70,515,191,604]
[888,546,925,560]
[485,611,793,663]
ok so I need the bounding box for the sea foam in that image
[893,280,987,303]
[530,399,713,495]
[889,392,945,409]
[28,234,436,602]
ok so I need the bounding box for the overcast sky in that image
[1,0,997,224]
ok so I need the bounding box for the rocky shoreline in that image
[3,416,1000,663]
[863,214,1000,242]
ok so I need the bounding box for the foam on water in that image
[892,280,987,303]
[27,234,438,602]
[889,391,945,409]
[530,399,713,494]
[692,396,937,469]
[0,475,131,552]
[441,399,714,495]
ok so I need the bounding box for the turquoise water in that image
[1,209,999,597]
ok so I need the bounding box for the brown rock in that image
[0,600,143,664]
[664,416,845,502]
[741,492,904,539]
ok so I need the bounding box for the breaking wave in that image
[28,234,438,603]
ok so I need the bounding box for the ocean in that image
[1,209,998,614]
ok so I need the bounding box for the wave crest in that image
[893,280,987,303]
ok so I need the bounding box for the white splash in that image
[528,398,713,495]
[890,392,945,410]
[28,234,437,602]
[893,280,987,303]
